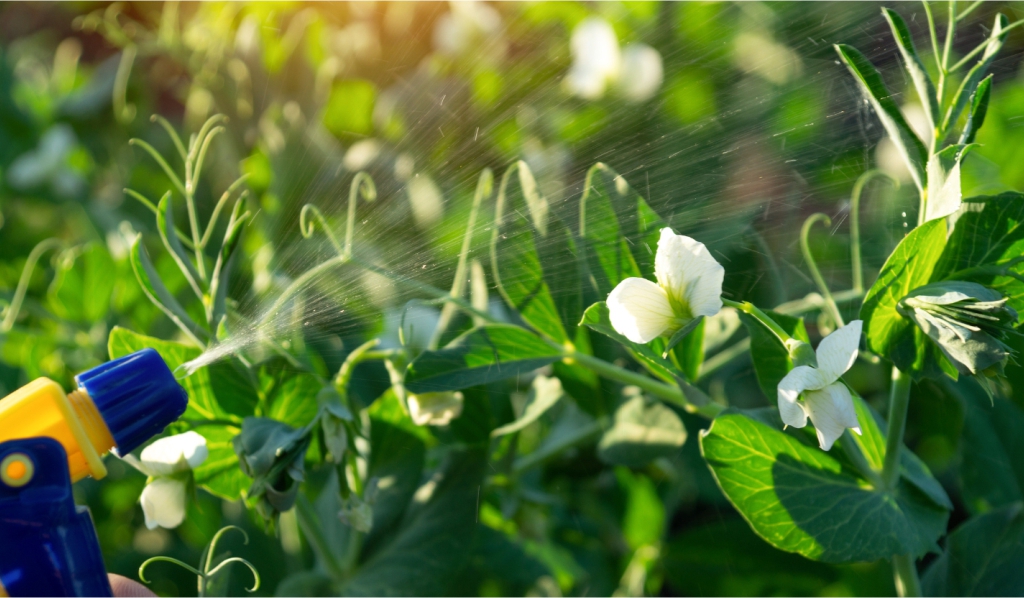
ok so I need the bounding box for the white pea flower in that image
[132,431,208,530]
[408,391,464,426]
[607,228,724,344]
[616,43,663,103]
[777,321,864,451]
[565,17,621,100]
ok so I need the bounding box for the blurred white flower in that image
[407,174,444,228]
[733,31,803,85]
[408,391,464,426]
[617,43,663,103]
[433,1,502,56]
[566,17,621,100]
[380,304,441,350]
[7,124,85,198]
[777,321,863,451]
[133,431,208,530]
[608,228,724,344]
[344,139,382,171]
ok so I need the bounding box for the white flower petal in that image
[139,431,208,476]
[777,365,830,428]
[803,383,861,451]
[607,277,676,343]
[815,320,862,381]
[653,228,724,319]
[140,477,187,530]
[408,391,464,426]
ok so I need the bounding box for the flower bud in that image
[898,281,1020,375]
[408,391,464,426]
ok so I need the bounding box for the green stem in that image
[892,553,922,597]
[949,19,1024,72]
[850,171,898,294]
[1,238,65,332]
[923,1,943,74]
[569,351,723,417]
[722,298,792,346]
[345,173,377,259]
[800,213,845,327]
[429,168,492,350]
[882,367,912,490]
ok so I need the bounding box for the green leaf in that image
[47,242,116,323]
[834,44,928,189]
[950,378,1024,514]
[259,360,322,428]
[129,236,207,344]
[941,14,1010,138]
[363,389,427,551]
[700,411,949,563]
[578,163,644,295]
[860,219,947,372]
[882,8,940,134]
[736,311,810,399]
[670,317,705,381]
[192,425,250,500]
[491,375,564,437]
[934,192,1024,313]
[156,193,202,296]
[959,75,992,145]
[491,161,571,343]
[922,503,1024,597]
[598,394,687,467]
[343,450,486,596]
[925,145,968,223]
[404,324,562,393]
[234,416,311,521]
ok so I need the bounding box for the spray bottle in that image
[0,348,188,597]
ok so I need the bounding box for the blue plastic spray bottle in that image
[0,348,188,597]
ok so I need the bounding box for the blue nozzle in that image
[75,348,188,456]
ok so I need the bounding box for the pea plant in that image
[110,3,1024,596]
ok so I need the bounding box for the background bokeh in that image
[2,2,1024,596]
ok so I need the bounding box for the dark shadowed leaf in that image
[922,503,1024,597]
[404,324,562,393]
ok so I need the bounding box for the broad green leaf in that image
[192,424,250,500]
[233,416,311,520]
[47,242,115,323]
[922,503,1024,597]
[404,324,562,393]
[471,526,551,595]
[129,236,207,343]
[362,389,427,552]
[259,360,322,428]
[578,163,644,295]
[700,411,948,563]
[834,43,928,189]
[491,161,570,343]
[491,375,564,437]
[343,450,486,596]
[860,219,947,372]
[941,14,1010,137]
[933,192,1024,313]
[950,378,1024,514]
[959,75,992,145]
[598,394,686,467]
[883,8,940,134]
[736,310,810,399]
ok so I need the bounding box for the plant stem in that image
[569,351,723,417]
[722,298,792,345]
[892,553,922,597]
[850,170,898,294]
[1,238,64,332]
[800,213,845,327]
[882,367,912,490]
